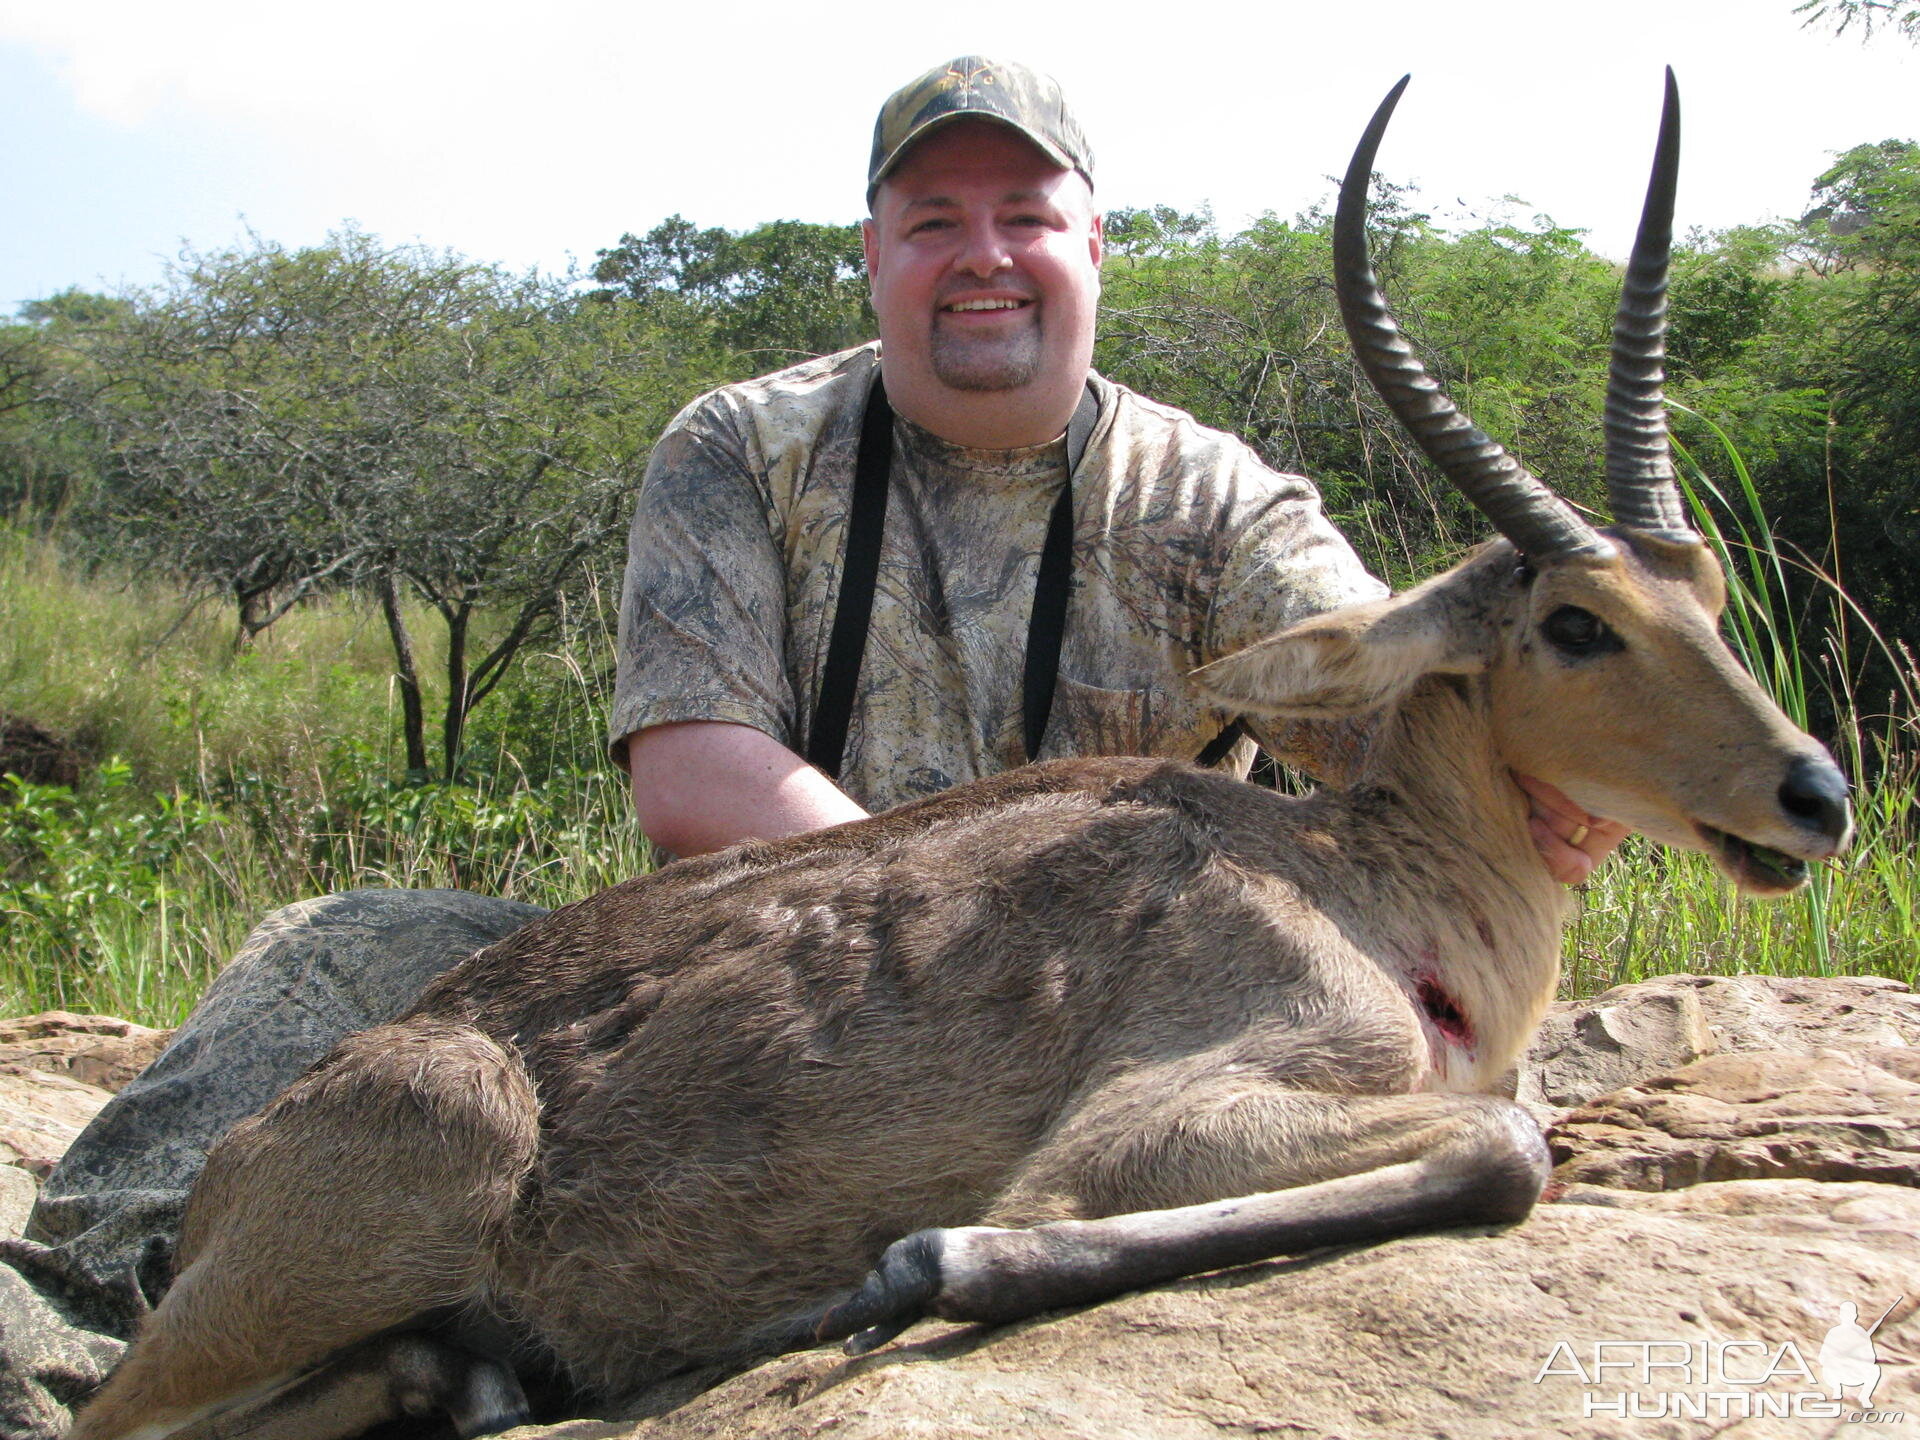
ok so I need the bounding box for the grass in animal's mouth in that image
[1696,824,1811,894]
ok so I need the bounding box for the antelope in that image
[72,73,1851,1440]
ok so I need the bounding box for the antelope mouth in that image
[1696,824,1811,895]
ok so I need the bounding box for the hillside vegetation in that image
[2,143,1916,1023]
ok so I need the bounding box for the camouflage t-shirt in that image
[610,344,1386,816]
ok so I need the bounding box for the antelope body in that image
[72,75,1852,1440]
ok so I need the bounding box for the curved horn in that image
[1334,78,1609,560]
[1605,68,1694,539]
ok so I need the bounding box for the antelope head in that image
[1197,73,1852,894]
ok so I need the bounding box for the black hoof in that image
[813,1230,946,1350]
[844,1314,919,1356]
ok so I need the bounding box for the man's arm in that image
[626,720,870,859]
[611,383,857,861]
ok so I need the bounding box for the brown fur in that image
[70,532,1846,1436]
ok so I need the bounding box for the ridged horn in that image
[1605,68,1694,540]
[1333,78,1609,560]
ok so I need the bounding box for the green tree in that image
[360,292,688,774]
[1655,143,1920,723]
[1096,186,1623,580]
[1102,205,1215,261]
[51,231,694,777]
[1796,0,1920,42]
[591,215,872,364]
[0,291,130,519]
[1789,142,1920,681]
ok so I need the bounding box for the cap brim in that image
[867,111,1079,205]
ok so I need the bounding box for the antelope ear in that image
[1192,590,1483,719]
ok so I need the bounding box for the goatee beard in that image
[929,326,1042,392]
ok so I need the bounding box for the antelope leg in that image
[164,1332,529,1440]
[813,1091,1546,1352]
[70,1021,539,1440]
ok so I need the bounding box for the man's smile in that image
[865,117,1098,417]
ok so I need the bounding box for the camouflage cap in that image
[868,56,1094,208]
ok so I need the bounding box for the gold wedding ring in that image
[1568,823,1591,849]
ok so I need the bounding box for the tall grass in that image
[1560,411,1918,995]
[0,532,651,1022]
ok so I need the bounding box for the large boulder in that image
[0,1013,171,1227]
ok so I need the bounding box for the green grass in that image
[3,471,1916,1027]
[1558,414,1917,995]
[0,529,401,785]
[0,531,651,1021]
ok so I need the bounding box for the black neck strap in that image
[806,373,1243,782]
[807,376,1095,779]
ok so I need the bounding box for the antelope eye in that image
[1542,605,1622,658]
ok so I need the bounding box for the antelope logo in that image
[940,58,998,99]
[1534,1296,1910,1423]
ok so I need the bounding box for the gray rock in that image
[1519,972,1920,1115]
[0,1166,35,1241]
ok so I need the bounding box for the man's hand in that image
[1513,772,1629,886]
[627,721,870,859]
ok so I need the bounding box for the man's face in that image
[864,120,1102,398]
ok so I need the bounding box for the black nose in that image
[1778,755,1850,844]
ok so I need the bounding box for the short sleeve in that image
[1201,470,1387,665]
[607,401,798,769]
[1201,463,1389,786]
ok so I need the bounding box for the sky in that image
[2,0,1915,311]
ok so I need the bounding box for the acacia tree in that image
[360,293,678,774]
[57,231,694,777]
[58,235,478,644]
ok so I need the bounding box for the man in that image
[610,55,1618,880]
[0,56,1618,1433]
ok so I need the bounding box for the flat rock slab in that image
[509,1180,1918,1440]
[1551,1046,1920,1192]
[9,979,1918,1438]
[1520,973,1920,1114]
[0,1162,36,1239]
[0,1066,113,1180]
[0,1013,167,1191]
[0,1011,171,1093]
